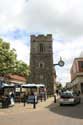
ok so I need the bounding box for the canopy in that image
[21,83,36,88]
[21,83,45,88]
[0,82,15,89]
[36,84,45,87]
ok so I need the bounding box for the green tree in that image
[56,82,62,90]
[0,40,17,74]
[0,38,30,78]
[14,60,30,78]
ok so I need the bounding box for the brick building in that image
[70,58,83,93]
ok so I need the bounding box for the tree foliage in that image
[0,38,29,78]
[56,82,62,90]
[14,60,30,78]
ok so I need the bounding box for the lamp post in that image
[53,57,64,103]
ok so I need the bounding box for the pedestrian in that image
[9,92,15,106]
[11,92,15,99]
[54,93,56,103]
[78,90,80,95]
[56,90,58,96]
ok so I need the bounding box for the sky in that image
[0,0,83,86]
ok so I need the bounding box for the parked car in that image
[59,90,81,106]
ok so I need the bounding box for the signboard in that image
[27,95,38,104]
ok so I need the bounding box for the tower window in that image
[40,43,44,52]
[33,40,35,42]
[40,75,43,80]
[39,62,44,68]
[40,63,43,68]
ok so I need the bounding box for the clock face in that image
[58,60,64,67]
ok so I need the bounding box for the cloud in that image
[0,30,30,64]
[10,40,30,64]
[18,0,83,38]
[53,37,83,84]
[0,0,26,30]
[0,0,83,38]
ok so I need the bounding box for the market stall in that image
[0,82,15,108]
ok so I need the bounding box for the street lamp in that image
[53,57,64,102]
[53,57,64,67]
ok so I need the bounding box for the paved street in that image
[0,96,83,125]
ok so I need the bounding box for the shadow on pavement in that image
[46,97,83,119]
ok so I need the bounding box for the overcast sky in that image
[0,0,83,86]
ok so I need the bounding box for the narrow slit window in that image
[40,43,44,52]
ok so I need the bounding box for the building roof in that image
[6,74,27,82]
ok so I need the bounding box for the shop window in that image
[80,61,83,68]
[78,61,83,72]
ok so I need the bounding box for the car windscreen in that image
[60,93,73,98]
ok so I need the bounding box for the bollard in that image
[23,93,26,107]
[24,101,26,107]
[33,95,36,109]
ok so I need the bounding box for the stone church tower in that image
[29,34,54,95]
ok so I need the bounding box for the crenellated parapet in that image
[31,34,52,42]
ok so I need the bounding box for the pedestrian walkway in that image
[37,95,59,109]
[0,95,83,125]
[0,97,55,115]
[0,95,60,116]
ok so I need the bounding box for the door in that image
[81,83,83,93]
